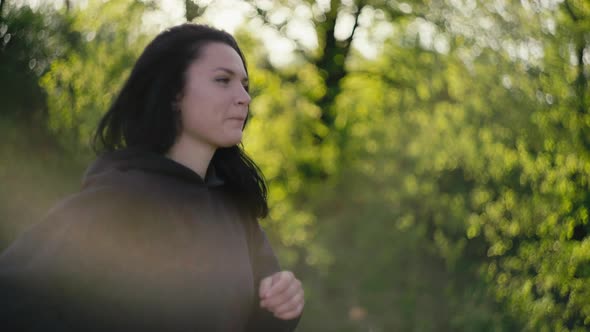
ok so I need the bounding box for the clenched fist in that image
[259,271,304,320]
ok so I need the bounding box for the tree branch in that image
[345,0,366,56]
[253,5,314,63]
[563,0,579,22]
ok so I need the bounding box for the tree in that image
[40,0,152,150]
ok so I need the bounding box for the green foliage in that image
[0,2,76,120]
[39,0,150,150]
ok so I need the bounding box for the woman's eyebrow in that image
[213,67,248,82]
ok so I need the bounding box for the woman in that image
[0,24,304,331]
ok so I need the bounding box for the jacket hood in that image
[82,147,224,189]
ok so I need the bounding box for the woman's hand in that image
[259,270,304,320]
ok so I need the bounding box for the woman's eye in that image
[215,77,230,84]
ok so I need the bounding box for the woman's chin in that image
[217,133,243,148]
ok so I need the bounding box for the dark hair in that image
[93,23,268,219]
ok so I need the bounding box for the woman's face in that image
[176,42,251,151]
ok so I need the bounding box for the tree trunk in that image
[314,0,365,129]
[0,0,5,20]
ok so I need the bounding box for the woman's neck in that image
[166,134,216,179]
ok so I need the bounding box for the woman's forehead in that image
[192,42,247,77]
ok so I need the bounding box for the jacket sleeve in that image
[244,220,301,332]
[0,189,182,331]
[0,204,86,331]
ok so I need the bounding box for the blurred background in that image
[1,0,589,330]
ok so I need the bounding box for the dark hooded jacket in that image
[0,148,299,331]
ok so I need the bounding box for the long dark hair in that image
[93,23,268,219]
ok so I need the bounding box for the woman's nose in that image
[236,85,251,105]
